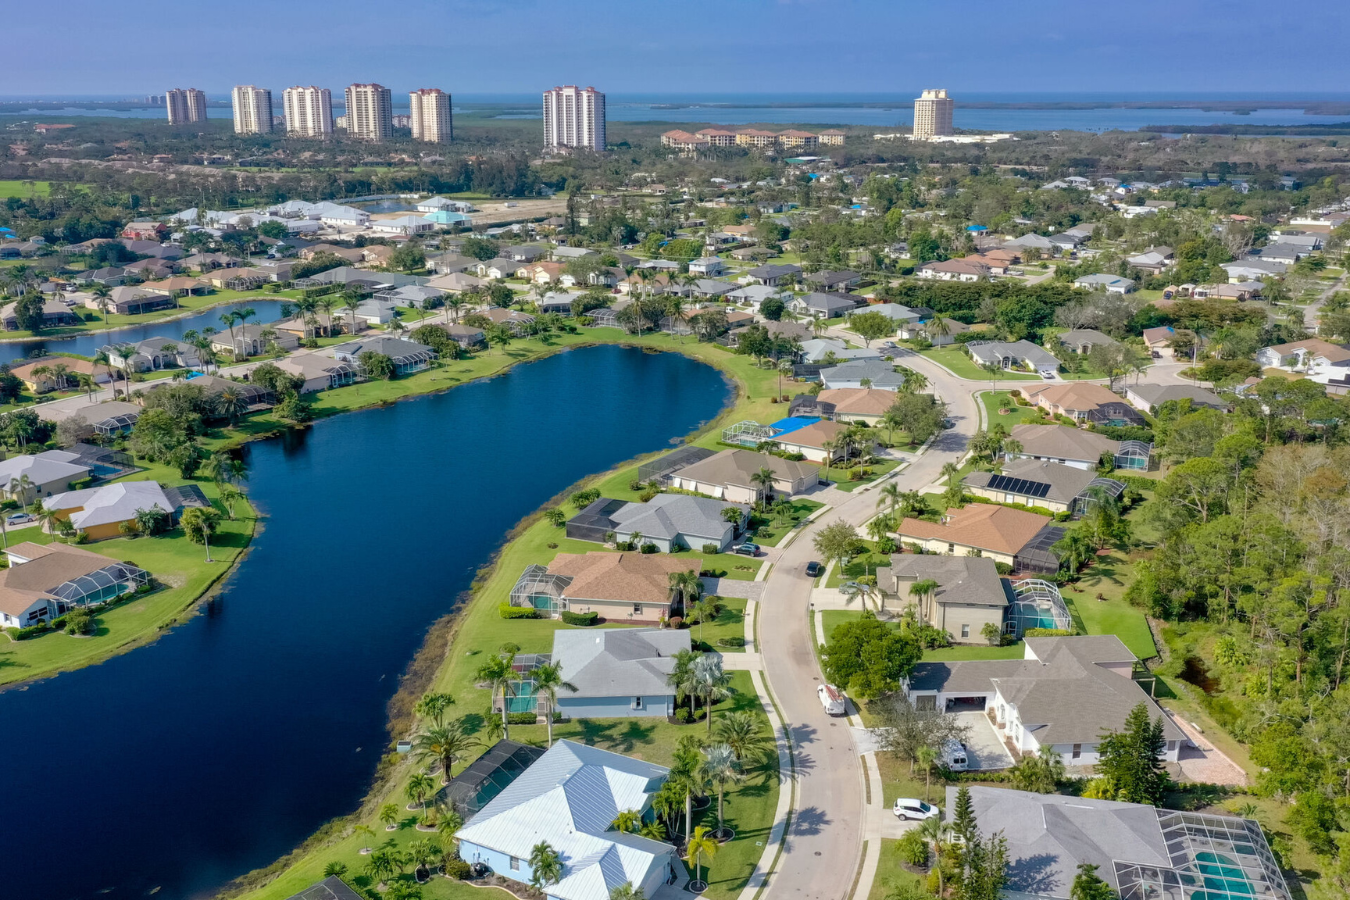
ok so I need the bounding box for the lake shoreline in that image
[0,291,297,346]
[217,334,754,900]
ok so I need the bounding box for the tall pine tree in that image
[1096,702,1169,805]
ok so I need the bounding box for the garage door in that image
[945,696,987,712]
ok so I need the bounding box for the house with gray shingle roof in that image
[550,628,690,718]
[905,636,1184,765]
[567,494,748,552]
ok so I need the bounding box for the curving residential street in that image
[755,348,978,900]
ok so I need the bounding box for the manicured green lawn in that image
[980,391,1041,428]
[869,840,930,900]
[1064,555,1157,660]
[831,458,902,492]
[825,542,892,588]
[821,609,866,642]
[695,596,747,650]
[919,347,1041,381]
[0,462,255,685]
[0,179,51,198]
[924,642,1025,661]
[749,498,824,546]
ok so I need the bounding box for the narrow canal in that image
[0,344,735,900]
[0,299,291,364]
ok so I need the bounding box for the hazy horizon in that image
[6,0,1347,95]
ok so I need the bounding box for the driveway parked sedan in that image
[5,513,35,526]
[893,798,940,821]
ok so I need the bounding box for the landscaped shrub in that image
[498,603,540,620]
[994,562,1013,575]
[561,610,599,627]
[507,712,538,725]
[443,859,472,880]
[629,478,646,491]
[717,637,746,648]
[702,543,720,555]
[65,610,94,635]
[639,542,659,554]
[897,828,929,866]
[676,708,692,724]
[1024,627,1073,638]
[639,488,659,503]
[11,623,50,640]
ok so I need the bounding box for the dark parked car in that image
[805,561,822,577]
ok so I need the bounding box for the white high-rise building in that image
[409,89,453,143]
[913,89,955,140]
[345,83,393,141]
[166,88,207,125]
[282,86,334,137]
[231,85,274,135]
[542,85,605,151]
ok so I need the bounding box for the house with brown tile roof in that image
[771,419,852,463]
[811,388,897,423]
[0,541,151,629]
[507,552,702,623]
[895,504,1064,572]
[1015,382,1144,426]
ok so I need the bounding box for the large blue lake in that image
[0,344,734,900]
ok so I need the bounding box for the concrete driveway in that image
[952,711,1014,771]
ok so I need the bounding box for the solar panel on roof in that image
[985,474,1052,499]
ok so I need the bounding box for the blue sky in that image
[6,0,1347,96]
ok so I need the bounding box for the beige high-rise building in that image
[913,89,954,140]
[409,89,453,143]
[542,85,605,150]
[231,85,274,135]
[165,88,207,125]
[283,86,334,137]
[345,83,393,141]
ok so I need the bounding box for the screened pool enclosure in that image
[1005,578,1072,636]
[1113,811,1290,900]
[51,562,151,609]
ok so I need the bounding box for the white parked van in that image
[818,684,846,717]
[942,739,968,771]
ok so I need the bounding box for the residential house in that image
[38,401,143,437]
[504,245,547,263]
[798,339,877,364]
[330,336,437,375]
[744,263,801,287]
[1015,382,1144,426]
[206,267,269,291]
[895,504,1064,573]
[298,243,364,265]
[804,270,862,291]
[476,258,524,280]
[789,292,859,319]
[1259,244,1310,265]
[42,481,179,541]
[275,353,359,393]
[880,556,1011,643]
[683,279,736,301]
[0,453,91,503]
[140,276,210,298]
[455,741,681,900]
[0,299,80,331]
[79,266,126,287]
[9,357,104,394]
[121,221,166,240]
[210,324,300,358]
[426,271,485,293]
[1125,246,1173,275]
[1141,325,1177,358]
[547,629,690,719]
[1257,337,1350,374]
[371,215,434,235]
[106,338,201,372]
[95,286,176,315]
[537,292,582,315]
[667,449,819,503]
[442,323,487,349]
[121,258,176,280]
[427,253,479,275]
[527,261,567,285]
[1074,273,1135,294]
[376,284,445,309]
[1007,423,1151,471]
[507,551,702,622]
[133,375,275,414]
[1124,383,1228,414]
[802,388,901,424]
[688,257,726,277]
[819,358,906,390]
[724,284,784,309]
[917,258,990,282]
[1003,233,1057,253]
[947,786,1289,900]
[770,419,852,463]
[966,340,1060,376]
[358,245,397,268]
[964,459,1125,516]
[905,637,1184,765]
[0,541,150,630]
[483,307,536,335]
[567,494,748,553]
[1049,232,1087,255]
[1056,329,1119,354]
[1221,260,1286,281]
[899,317,970,347]
[856,303,921,327]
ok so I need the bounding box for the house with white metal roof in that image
[456,740,680,900]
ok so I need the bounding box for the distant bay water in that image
[3,92,1349,132]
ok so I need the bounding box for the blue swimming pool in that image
[769,415,820,437]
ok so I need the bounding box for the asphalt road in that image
[757,346,977,899]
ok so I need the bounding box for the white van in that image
[942,739,968,771]
[818,684,846,717]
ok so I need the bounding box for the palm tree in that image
[749,466,776,511]
[916,744,939,801]
[684,826,719,888]
[919,815,952,895]
[364,849,397,889]
[909,579,939,623]
[700,743,745,839]
[414,691,456,727]
[820,438,837,482]
[611,809,642,834]
[667,569,703,619]
[92,349,115,396]
[476,651,517,740]
[841,580,867,609]
[343,295,363,335]
[217,386,247,425]
[294,296,319,339]
[877,482,902,520]
[665,295,689,341]
[32,501,59,534]
[91,283,113,322]
[776,357,793,399]
[531,661,577,747]
[528,841,563,890]
[379,802,400,831]
[941,461,960,486]
[715,711,772,765]
[436,806,464,842]
[928,315,952,344]
[218,484,242,520]
[415,719,479,784]
[8,474,34,509]
[406,772,435,820]
[318,296,340,334]
[444,294,467,325]
[219,311,240,356]
[693,654,733,734]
